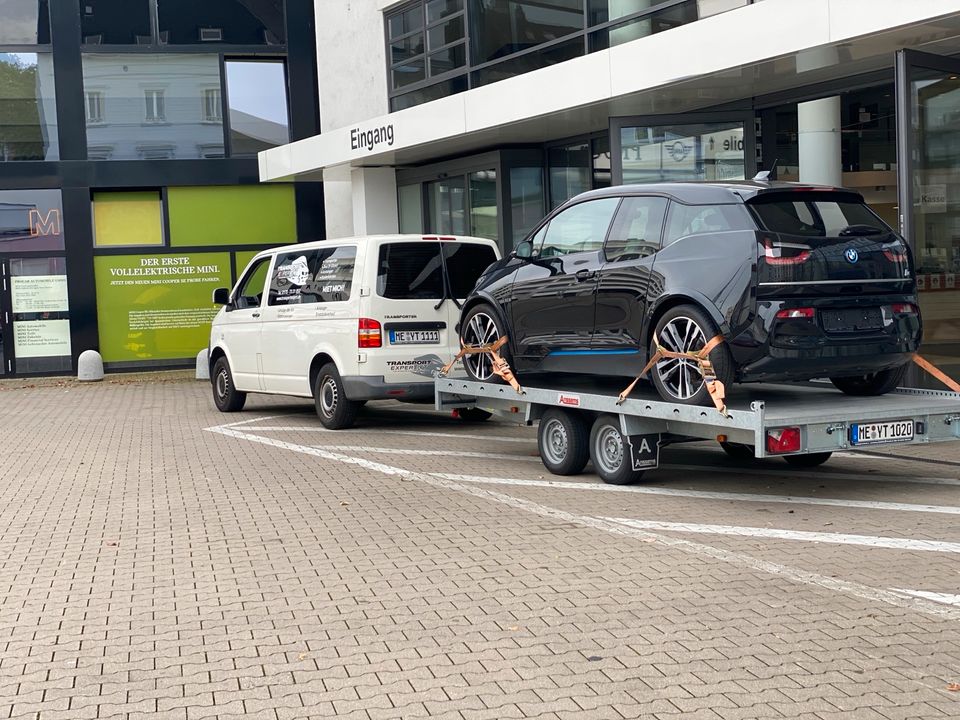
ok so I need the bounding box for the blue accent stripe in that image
[549,349,640,357]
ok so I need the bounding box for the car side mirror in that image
[513,239,534,259]
[212,287,231,305]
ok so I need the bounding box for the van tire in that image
[212,357,246,412]
[830,364,906,396]
[314,362,361,430]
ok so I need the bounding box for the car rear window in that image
[444,242,497,298]
[749,194,890,237]
[377,242,444,299]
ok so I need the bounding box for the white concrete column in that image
[351,167,399,236]
[798,96,842,187]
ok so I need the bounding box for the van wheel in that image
[538,408,590,476]
[314,363,361,430]
[830,365,906,396]
[212,357,246,412]
[589,414,646,485]
[461,304,512,383]
[650,304,733,407]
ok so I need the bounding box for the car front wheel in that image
[830,365,906,396]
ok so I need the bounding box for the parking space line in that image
[206,422,960,622]
[891,589,960,607]
[313,445,539,462]
[438,473,960,514]
[604,518,960,554]
[240,426,534,443]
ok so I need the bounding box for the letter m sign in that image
[29,208,61,237]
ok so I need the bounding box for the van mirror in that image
[212,287,231,305]
[513,239,534,259]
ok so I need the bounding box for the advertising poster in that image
[94,252,231,362]
[13,319,71,358]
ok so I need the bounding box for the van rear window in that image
[377,242,497,300]
[444,242,497,298]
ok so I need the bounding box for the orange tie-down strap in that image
[912,354,960,393]
[439,336,525,395]
[617,333,730,417]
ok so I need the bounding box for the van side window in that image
[234,257,271,309]
[268,246,357,306]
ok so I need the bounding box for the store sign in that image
[94,252,231,362]
[920,184,947,213]
[11,275,69,313]
[350,123,395,153]
[29,208,61,237]
[14,319,71,359]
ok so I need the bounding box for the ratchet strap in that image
[440,335,525,395]
[617,333,730,417]
[912,354,960,393]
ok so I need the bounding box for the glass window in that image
[392,58,426,89]
[391,34,424,64]
[588,0,697,51]
[0,53,58,162]
[93,191,164,248]
[0,189,63,252]
[605,196,668,261]
[749,196,886,238]
[80,0,150,44]
[664,202,752,245]
[443,242,497,298]
[389,6,423,38]
[157,0,286,45]
[427,15,464,50]
[468,0,583,65]
[234,256,271,309]
[202,88,222,122]
[468,169,497,240]
[471,36,582,88]
[429,45,466,75]
[427,177,466,235]
[620,121,746,184]
[390,76,468,111]
[0,0,50,44]
[377,242,444,299]
[269,246,357,306]
[9,256,71,374]
[509,167,545,249]
[539,198,620,257]
[82,54,222,161]
[592,135,611,189]
[426,0,462,23]
[399,184,424,234]
[225,60,289,155]
[549,142,591,209]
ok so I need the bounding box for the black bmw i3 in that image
[458,180,922,406]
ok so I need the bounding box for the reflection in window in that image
[468,0,583,64]
[0,189,64,252]
[620,122,746,183]
[0,0,51,44]
[549,142,591,208]
[80,0,151,44]
[0,53,58,161]
[387,0,466,100]
[509,167,544,247]
[85,91,105,124]
[225,60,289,155]
[81,54,222,160]
[157,0,286,45]
[202,88,222,122]
[427,177,466,236]
[589,0,697,51]
[470,36,581,88]
[398,184,423,234]
[468,170,497,240]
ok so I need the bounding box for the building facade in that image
[261,0,960,386]
[0,0,322,376]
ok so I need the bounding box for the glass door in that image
[0,258,10,375]
[896,50,960,386]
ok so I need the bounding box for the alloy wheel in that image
[462,311,500,381]
[656,316,707,400]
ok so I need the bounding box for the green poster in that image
[94,252,231,362]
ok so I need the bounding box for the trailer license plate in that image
[389,329,439,345]
[851,419,914,445]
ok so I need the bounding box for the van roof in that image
[255,233,498,257]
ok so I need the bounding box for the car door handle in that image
[575,270,596,282]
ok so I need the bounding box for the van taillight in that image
[763,238,811,265]
[358,318,382,348]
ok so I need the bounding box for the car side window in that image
[664,202,752,245]
[539,198,620,258]
[233,257,271,310]
[269,246,357,306]
[604,196,668,262]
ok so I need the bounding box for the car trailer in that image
[435,377,960,485]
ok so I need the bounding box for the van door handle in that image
[252,312,261,318]
[575,270,596,282]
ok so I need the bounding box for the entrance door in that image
[896,50,960,385]
[0,258,9,375]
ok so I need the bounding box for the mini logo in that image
[669,141,689,162]
[844,247,859,264]
[558,394,581,407]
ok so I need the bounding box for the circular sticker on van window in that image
[287,255,311,285]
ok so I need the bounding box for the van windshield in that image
[377,241,496,300]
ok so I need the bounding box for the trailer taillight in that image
[358,318,382,348]
[766,427,801,454]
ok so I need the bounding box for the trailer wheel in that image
[720,441,755,461]
[783,452,832,468]
[538,408,589,476]
[589,414,646,485]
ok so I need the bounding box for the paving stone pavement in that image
[1,377,959,719]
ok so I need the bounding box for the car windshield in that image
[749,194,891,238]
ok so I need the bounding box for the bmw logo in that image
[844,247,859,264]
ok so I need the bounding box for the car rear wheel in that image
[212,357,246,412]
[650,304,734,407]
[460,304,512,383]
[829,365,907,396]
[314,362,361,430]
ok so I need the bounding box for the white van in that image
[208,234,500,429]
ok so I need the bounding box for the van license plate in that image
[389,330,440,345]
[850,419,914,445]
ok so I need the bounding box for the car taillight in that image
[882,244,908,262]
[775,307,815,320]
[890,303,918,315]
[358,318,382,348]
[762,238,811,265]
[766,427,801,454]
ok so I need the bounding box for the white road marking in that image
[891,589,960,607]
[205,423,960,622]
[313,445,539,462]
[240,426,534,443]
[437,473,960,515]
[605,518,960,554]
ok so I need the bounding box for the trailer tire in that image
[589,414,646,485]
[457,407,492,422]
[537,408,589,476]
[783,452,832,468]
[720,441,755,461]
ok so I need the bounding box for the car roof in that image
[571,180,864,205]
[257,234,498,257]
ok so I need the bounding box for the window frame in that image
[232,255,273,310]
